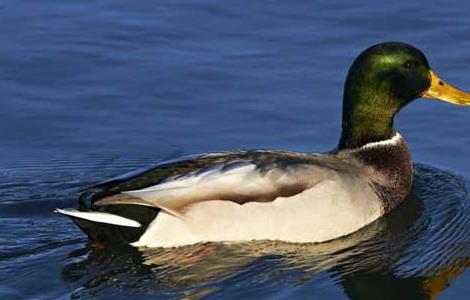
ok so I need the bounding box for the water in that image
[1,0,470,299]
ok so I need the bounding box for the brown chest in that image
[352,138,413,213]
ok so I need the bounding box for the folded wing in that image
[92,151,350,215]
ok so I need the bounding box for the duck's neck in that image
[338,108,395,150]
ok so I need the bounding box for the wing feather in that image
[93,159,337,213]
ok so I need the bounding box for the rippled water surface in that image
[2,0,470,299]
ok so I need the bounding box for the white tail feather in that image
[55,208,141,228]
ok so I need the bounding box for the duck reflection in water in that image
[62,165,470,299]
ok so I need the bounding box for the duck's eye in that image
[403,61,416,69]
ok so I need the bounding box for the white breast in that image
[132,176,382,248]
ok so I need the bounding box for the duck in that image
[56,42,470,248]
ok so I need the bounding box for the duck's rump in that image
[57,205,159,243]
[71,214,145,244]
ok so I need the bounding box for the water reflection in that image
[62,164,470,299]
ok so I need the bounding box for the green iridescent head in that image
[338,42,470,150]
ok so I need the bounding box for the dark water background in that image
[2,0,470,299]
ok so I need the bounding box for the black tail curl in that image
[73,189,159,244]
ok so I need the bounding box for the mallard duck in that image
[57,42,470,248]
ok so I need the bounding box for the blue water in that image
[1,0,470,299]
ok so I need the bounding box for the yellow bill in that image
[422,70,470,105]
